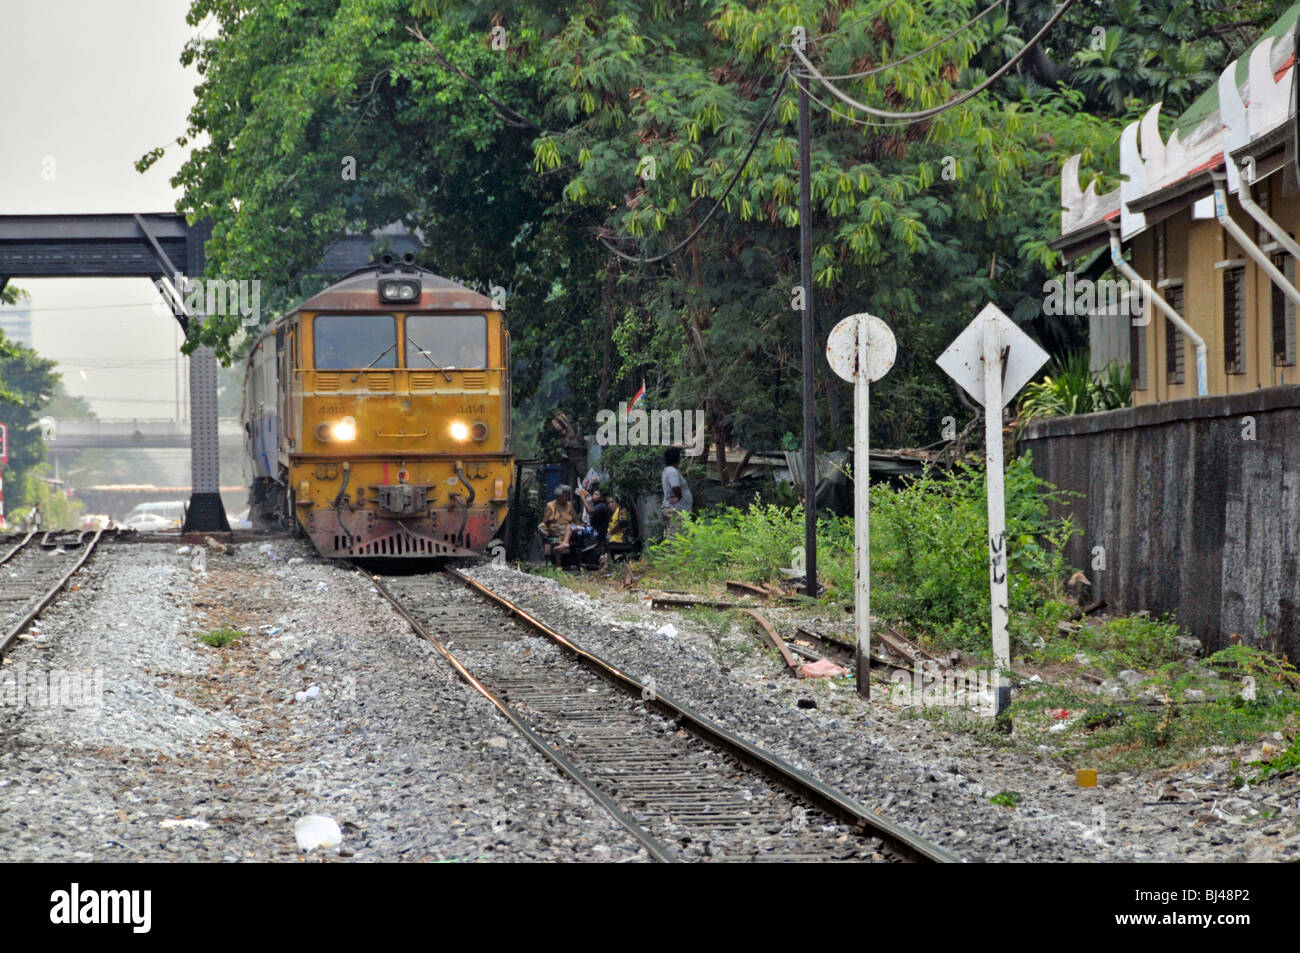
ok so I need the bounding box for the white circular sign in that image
[826,313,896,383]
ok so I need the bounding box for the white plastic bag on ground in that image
[295,815,343,851]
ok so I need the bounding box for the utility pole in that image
[798,67,818,599]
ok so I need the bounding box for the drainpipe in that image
[1213,171,1300,321]
[1230,160,1300,260]
[1109,229,1208,396]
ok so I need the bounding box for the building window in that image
[1271,252,1296,367]
[1223,266,1246,375]
[1165,285,1185,385]
[1130,312,1148,391]
[1156,222,1166,283]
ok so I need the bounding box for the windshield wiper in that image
[350,343,397,381]
[406,337,452,382]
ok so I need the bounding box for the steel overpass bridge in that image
[0,213,418,531]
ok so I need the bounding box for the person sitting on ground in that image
[555,485,606,555]
[539,485,579,555]
[572,485,611,548]
[606,492,630,545]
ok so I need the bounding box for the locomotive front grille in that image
[346,531,459,557]
[462,372,487,389]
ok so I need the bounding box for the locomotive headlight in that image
[450,421,470,442]
[379,279,420,302]
[330,416,357,442]
[471,422,489,442]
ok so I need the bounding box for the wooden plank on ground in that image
[650,596,738,610]
[876,627,948,669]
[741,609,801,672]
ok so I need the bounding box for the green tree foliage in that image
[0,335,60,509]
[154,0,1277,478]
[1008,0,1297,116]
[6,464,85,531]
[44,380,97,420]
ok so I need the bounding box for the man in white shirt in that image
[660,447,692,538]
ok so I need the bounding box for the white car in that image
[123,501,186,531]
[123,512,180,533]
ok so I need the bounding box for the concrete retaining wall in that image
[1019,385,1300,659]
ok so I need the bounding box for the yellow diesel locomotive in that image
[242,256,512,557]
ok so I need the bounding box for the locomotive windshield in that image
[313,314,398,369]
[405,314,487,369]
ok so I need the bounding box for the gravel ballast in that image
[6,539,1293,863]
[0,541,645,862]
[465,564,1300,863]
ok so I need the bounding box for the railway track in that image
[374,567,959,864]
[0,530,105,658]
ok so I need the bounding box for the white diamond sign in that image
[935,303,1049,408]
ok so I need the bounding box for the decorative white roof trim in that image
[1061,20,1297,243]
[1060,153,1121,235]
[1220,57,1249,192]
[1120,119,1147,239]
[1248,36,1292,141]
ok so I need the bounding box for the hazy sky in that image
[0,0,214,419]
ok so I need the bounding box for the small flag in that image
[626,381,646,420]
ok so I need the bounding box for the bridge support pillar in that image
[181,344,230,533]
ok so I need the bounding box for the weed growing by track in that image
[647,456,1076,656]
[197,627,244,648]
[1011,641,1300,771]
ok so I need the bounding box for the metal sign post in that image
[827,313,896,700]
[980,314,1012,719]
[936,303,1048,722]
[798,70,818,599]
[0,423,7,529]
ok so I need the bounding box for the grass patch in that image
[1252,736,1300,783]
[1031,614,1183,675]
[198,627,244,648]
[646,455,1077,656]
[1012,644,1300,771]
[988,791,1022,808]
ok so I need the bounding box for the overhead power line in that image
[792,0,1076,122]
[599,67,791,264]
[2,301,165,313]
[791,73,918,128]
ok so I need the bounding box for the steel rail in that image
[0,530,37,567]
[0,530,104,657]
[442,566,960,864]
[370,573,680,863]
